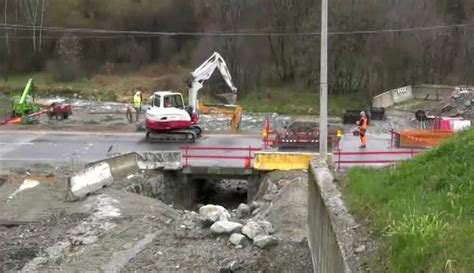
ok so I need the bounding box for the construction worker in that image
[133,90,143,122]
[357,111,368,148]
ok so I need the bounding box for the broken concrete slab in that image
[7,179,40,201]
[86,151,182,179]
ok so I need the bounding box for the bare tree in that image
[4,0,10,55]
[38,0,46,51]
[21,0,44,53]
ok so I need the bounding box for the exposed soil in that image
[0,212,87,272]
[0,166,314,272]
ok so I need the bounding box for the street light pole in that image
[319,0,328,161]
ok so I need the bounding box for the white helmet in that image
[360,111,366,116]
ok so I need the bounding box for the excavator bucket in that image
[216,93,237,105]
[197,101,242,130]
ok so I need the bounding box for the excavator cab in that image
[151,93,185,109]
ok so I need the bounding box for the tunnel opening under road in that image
[119,171,254,211]
[194,178,248,210]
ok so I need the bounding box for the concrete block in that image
[390,86,413,104]
[254,152,329,171]
[68,162,113,201]
[138,151,182,170]
[372,91,394,108]
[87,153,139,179]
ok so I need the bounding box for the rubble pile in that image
[198,204,278,249]
[439,88,474,119]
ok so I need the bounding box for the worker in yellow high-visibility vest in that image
[133,90,143,122]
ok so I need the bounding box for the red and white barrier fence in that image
[181,146,261,169]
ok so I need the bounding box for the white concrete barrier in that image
[67,162,114,201]
[390,86,413,104]
[87,153,140,179]
[68,151,182,201]
[372,91,394,108]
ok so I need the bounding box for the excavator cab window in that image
[164,94,184,109]
[152,95,161,108]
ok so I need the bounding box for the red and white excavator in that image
[145,52,238,142]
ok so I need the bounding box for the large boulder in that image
[241,221,273,240]
[253,235,278,249]
[210,221,243,234]
[236,203,250,219]
[229,233,248,246]
[199,205,231,223]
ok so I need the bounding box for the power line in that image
[0,22,473,37]
[0,35,168,39]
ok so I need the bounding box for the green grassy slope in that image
[344,129,474,272]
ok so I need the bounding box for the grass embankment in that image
[237,87,364,115]
[0,73,365,115]
[0,72,161,102]
[345,129,474,272]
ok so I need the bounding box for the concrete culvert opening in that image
[195,178,248,210]
[117,171,250,211]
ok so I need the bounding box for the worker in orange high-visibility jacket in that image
[357,111,368,148]
[336,128,342,149]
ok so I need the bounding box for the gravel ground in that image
[0,166,314,272]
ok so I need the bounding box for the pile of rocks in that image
[436,89,474,119]
[198,204,278,249]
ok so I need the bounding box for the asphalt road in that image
[0,130,264,168]
[0,130,421,169]
[336,133,421,168]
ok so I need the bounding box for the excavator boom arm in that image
[19,79,34,104]
[188,52,237,112]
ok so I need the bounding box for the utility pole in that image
[319,0,328,161]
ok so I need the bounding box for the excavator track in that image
[191,125,202,138]
[146,129,198,143]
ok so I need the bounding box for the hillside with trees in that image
[0,0,473,105]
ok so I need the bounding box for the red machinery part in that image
[48,102,72,120]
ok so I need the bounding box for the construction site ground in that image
[0,94,433,272]
[0,164,313,272]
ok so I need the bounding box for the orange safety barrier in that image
[400,130,455,148]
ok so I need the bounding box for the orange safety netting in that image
[400,130,455,148]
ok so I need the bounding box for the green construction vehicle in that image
[11,78,40,118]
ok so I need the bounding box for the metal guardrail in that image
[181,146,261,168]
[334,148,423,169]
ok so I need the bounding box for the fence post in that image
[390,129,394,148]
[337,148,341,170]
[245,145,252,169]
[184,146,189,167]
